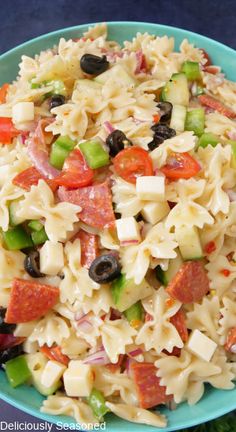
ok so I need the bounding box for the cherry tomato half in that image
[53,148,94,189]
[113,147,153,184]
[161,152,201,180]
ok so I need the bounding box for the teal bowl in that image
[0,22,236,431]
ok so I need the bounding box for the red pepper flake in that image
[153,114,160,123]
[165,298,175,309]
[204,241,216,254]
[220,269,231,277]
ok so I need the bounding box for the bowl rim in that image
[0,20,236,431]
[1,20,235,59]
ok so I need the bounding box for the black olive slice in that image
[80,54,109,75]
[24,251,44,278]
[89,254,121,283]
[0,344,24,365]
[106,130,132,157]
[156,101,173,123]
[148,135,164,151]
[50,94,66,110]
[0,307,16,334]
[151,123,176,140]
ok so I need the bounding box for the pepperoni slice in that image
[170,309,188,342]
[130,362,172,409]
[74,230,99,268]
[5,278,59,324]
[58,181,115,229]
[198,94,236,119]
[166,261,209,304]
[13,167,57,192]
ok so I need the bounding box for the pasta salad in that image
[0,22,236,428]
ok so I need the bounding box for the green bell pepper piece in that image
[185,108,205,137]
[28,220,44,232]
[88,388,110,420]
[5,355,31,388]
[79,139,109,169]
[3,226,33,250]
[156,265,168,286]
[198,132,219,148]
[31,227,48,245]
[124,301,144,327]
[181,61,201,81]
[50,135,76,169]
[30,79,66,96]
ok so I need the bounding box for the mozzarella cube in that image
[12,102,34,124]
[136,176,165,201]
[141,201,170,224]
[187,329,217,362]
[116,217,140,244]
[40,241,64,276]
[41,360,66,388]
[63,361,93,397]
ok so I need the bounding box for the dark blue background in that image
[0,0,235,429]
[0,0,236,54]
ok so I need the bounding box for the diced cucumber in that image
[3,226,33,250]
[170,105,187,132]
[111,274,153,312]
[175,226,203,260]
[28,220,44,232]
[26,353,61,396]
[161,73,190,106]
[79,139,109,169]
[49,135,76,169]
[185,108,205,137]
[94,65,136,87]
[9,201,25,227]
[181,61,201,81]
[156,249,183,286]
[124,301,144,325]
[198,132,219,148]
[226,140,236,169]
[31,227,48,245]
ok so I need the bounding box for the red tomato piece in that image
[0,334,24,350]
[200,48,212,66]
[225,328,236,354]
[113,147,153,184]
[166,261,209,304]
[0,117,20,144]
[130,362,172,409]
[161,152,201,180]
[58,181,115,229]
[0,83,10,104]
[12,166,57,192]
[5,278,59,324]
[170,309,188,342]
[74,229,99,268]
[40,345,69,366]
[198,94,236,119]
[53,149,94,189]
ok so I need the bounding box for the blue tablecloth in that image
[0,0,235,429]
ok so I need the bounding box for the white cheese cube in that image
[12,102,34,124]
[40,241,64,276]
[41,360,66,388]
[63,361,93,397]
[136,176,165,201]
[116,217,140,244]
[141,201,170,224]
[187,329,217,362]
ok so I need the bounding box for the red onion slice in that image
[104,121,115,134]
[83,348,110,365]
[128,348,143,357]
[27,118,60,179]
